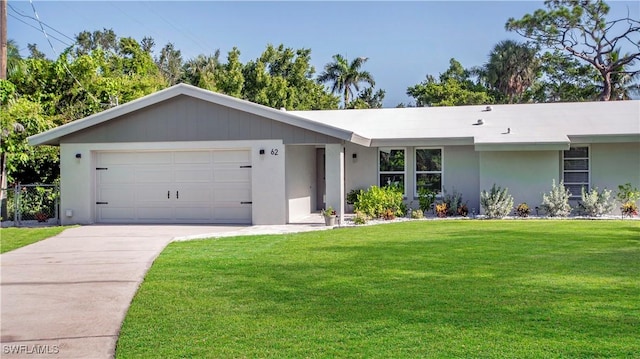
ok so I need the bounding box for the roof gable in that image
[28,84,369,146]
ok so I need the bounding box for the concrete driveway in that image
[0,225,253,358]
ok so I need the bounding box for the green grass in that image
[0,226,70,253]
[116,221,640,358]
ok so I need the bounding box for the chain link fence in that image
[1,184,59,227]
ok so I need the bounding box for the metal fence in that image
[1,184,59,227]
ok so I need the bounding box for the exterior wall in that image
[442,146,480,213]
[285,145,317,222]
[345,143,378,196]
[479,151,560,213]
[325,144,345,223]
[61,96,341,145]
[591,142,640,213]
[59,140,286,225]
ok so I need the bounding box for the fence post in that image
[14,184,20,224]
[55,184,59,225]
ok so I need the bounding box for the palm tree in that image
[604,48,639,100]
[479,40,539,104]
[183,51,220,90]
[318,54,375,107]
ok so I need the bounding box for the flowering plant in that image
[321,206,336,217]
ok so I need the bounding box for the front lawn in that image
[116,221,639,358]
[0,226,70,253]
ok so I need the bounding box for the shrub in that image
[435,203,448,218]
[354,185,405,219]
[442,188,466,216]
[457,204,469,217]
[541,180,572,217]
[410,208,424,219]
[579,187,615,217]
[480,184,514,219]
[353,210,368,225]
[346,189,363,205]
[417,188,437,213]
[515,203,531,218]
[616,183,640,218]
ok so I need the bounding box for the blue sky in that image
[7,1,640,107]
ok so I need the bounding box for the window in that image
[563,146,589,198]
[415,148,442,196]
[379,148,405,194]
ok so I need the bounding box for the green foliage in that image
[580,187,615,217]
[532,51,600,102]
[616,183,640,204]
[353,210,368,225]
[0,79,16,105]
[407,58,493,106]
[541,180,572,217]
[0,226,70,254]
[480,184,514,218]
[354,185,405,219]
[516,203,531,218]
[346,189,363,205]
[318,54,375,107]
[410,208,424,219]
[506,0,640,101]
[418,187,437,213]
[442,188,466,216]
[1,97,59,183]
[616,183,640,218]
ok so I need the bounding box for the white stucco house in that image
[28,84,640,225]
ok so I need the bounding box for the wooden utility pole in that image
[1,0,6,80]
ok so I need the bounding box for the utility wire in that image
[8,13,72,48]
[8,3,75,43]
[27,0,100,106]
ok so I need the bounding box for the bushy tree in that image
[407,58,493,107]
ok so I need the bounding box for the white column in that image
[325,143,345,225]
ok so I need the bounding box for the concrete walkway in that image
[1,221,331,358]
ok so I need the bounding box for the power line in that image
[8,3,74,43]
[27,0,100,106]
[8,13,72,48]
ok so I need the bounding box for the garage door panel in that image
[213,150,250,163]
[136,152,172,164]
[98,208,135,221]
[174,151,211,164]
[213,169,251,183]
[98,187,135,206]
[136,207,174,220]
[98,168,136,184]
[96,150,252,224]
[213,207,251,223]
[175,207,213,221]
[136,167,173,183]
[175,168,212,183]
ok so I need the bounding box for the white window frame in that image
[562,145,590,199]
[378,147,407,196]
[414,147,443,198]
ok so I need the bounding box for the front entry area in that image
[95,150,252,224]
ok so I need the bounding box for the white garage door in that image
[96,150,252,224]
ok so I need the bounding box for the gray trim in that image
[474,142,571,151]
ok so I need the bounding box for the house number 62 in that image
[270,149,279,156]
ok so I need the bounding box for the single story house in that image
[28,84,640,225]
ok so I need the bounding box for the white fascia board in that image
[568,134,640,144]
[370,137,473,147]
[474,142,571,151]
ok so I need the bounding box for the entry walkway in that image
[0,221,331,358]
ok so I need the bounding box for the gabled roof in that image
[291,100,640,150]
[28,84,370,147]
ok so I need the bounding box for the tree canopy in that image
[506,0,640,101]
